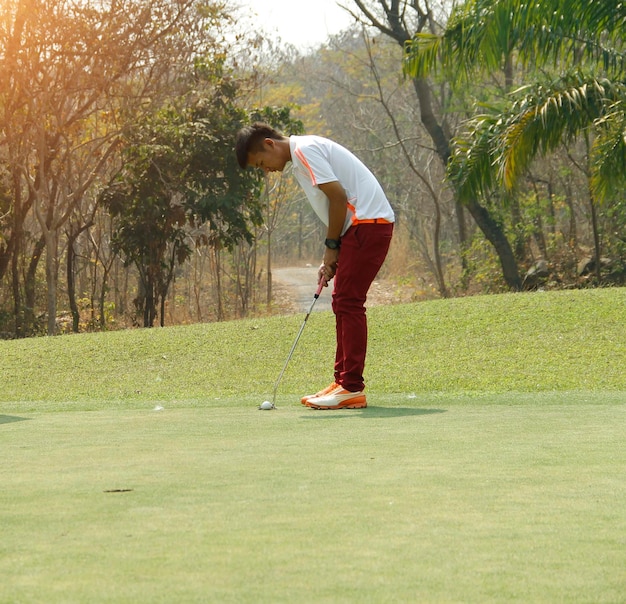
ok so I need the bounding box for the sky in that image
[239,0,357,51]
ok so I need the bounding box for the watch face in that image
[325,239,340,249]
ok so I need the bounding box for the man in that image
[236,123,394,409]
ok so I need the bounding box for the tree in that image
[103,77,263,327]
[347,0,523,289]
[404,0,626,278]
[0,0,228,335]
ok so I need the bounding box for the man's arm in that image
[318,181,348,284]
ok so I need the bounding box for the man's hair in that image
[235,122,284,169]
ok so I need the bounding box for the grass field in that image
[1,288,625,602]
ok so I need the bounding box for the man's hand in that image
[319,247,339,285]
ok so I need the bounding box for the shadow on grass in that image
[301,407,446,419]
[0,414,31,425]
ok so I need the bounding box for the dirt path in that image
[272,265,413,313]
[272,265,332,312]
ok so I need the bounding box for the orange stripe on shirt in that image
[294,148,317,186]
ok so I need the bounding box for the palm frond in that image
[498,75,623,190]
[516,0,626,75]
[447,111,503,203]
[404,0,506,80]
[402,33,442,78]
[404,0,626,82]
[449,73,626,202]
[591,104,626,202]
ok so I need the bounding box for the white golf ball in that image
[259,401,274,410]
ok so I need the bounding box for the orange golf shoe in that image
[300,381,339,405]
[303,385,366,410]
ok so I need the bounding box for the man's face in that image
[247,138,289,174]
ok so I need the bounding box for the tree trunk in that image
[11,238,22,338]
[160,289,166,327]
[67,225,85,333]
[98,262,112,330]
[66,216,94,332]
[432,195,449,298]
[589,190,602,282]
[466,198,522,290]
[10,188,23,337]
[24,235,45,335]
[44,229,58,335]
[6,173,29,336]
[145,274,156,327]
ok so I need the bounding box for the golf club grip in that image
[314,280,325,298]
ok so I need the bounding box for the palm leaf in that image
[498,75,623,191]
[449,73,626,202]
[404,0,626,81]
[447,111,505,203]
[591,105,626,201]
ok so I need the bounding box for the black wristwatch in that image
[324,238,341,250]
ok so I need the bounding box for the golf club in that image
[269,278,325,407]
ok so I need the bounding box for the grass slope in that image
[1,288,626,408]
[1,289,625,602]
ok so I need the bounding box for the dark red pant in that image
[332,222,394,392]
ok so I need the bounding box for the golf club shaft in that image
[272,280,325,404]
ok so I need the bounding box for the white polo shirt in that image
[289,135,395,236]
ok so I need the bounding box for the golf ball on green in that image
[259,401,274,410]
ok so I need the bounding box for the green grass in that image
[1,288,626,602]
[2,288,626,408]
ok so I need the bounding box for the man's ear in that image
[263,137,275,150]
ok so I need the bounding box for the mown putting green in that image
[2,394,625,602]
